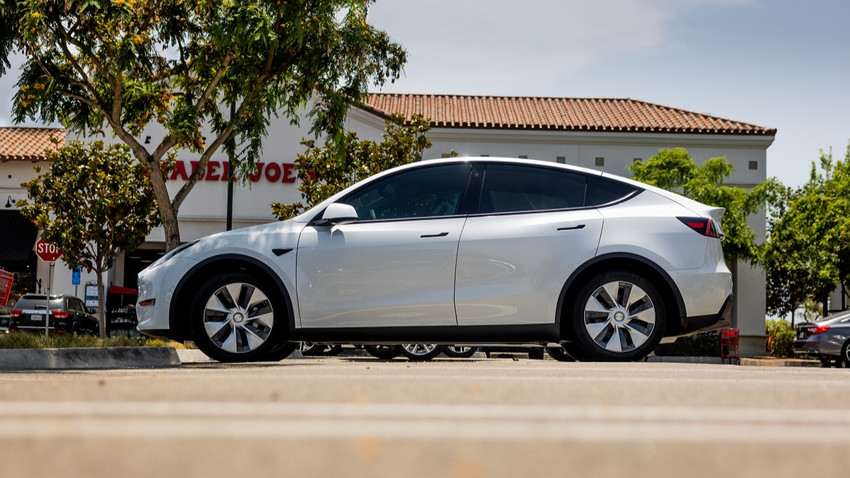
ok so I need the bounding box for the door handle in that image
[421,232,449,238]
[557,224,586,231]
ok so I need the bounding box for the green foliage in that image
[764,145,850,318]
[271,114,434,219]
[765,319,795,358]
[653,332,720,357]
[17,140,159,337]
[19,141,159,271]
[630,147,778,263]
[0,0,406,249]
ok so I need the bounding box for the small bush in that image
[766,319,796,358]
[654,331,720,356]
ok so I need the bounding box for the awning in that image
[109,285,138,296]
[0,210,38,266]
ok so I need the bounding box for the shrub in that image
[766,319,796,358]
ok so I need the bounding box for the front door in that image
[296,163,473,329]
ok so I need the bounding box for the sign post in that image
[35,239,62,336]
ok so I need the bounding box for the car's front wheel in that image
[568,270,666,362]
[190,272,289,362]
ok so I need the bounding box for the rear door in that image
[455,163,605,326]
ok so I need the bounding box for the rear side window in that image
[345,163,472,221]
[479,164,586,213]
[585,176,638,206]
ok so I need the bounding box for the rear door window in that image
[479,164,586,213]
[585,176,638,206]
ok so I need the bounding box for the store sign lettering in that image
[168,160,314,184]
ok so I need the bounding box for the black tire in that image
[261,342,299,362]
[365,345,403,360]
[401,343,442,361]
[190,271,289,362]
[841,340,850,368]
[568,270,666,362]
[546,346,575,362]
[441,345,478,358]
[527,348,545,360]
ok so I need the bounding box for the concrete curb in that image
[646,356,725,364]
[739,357,821,367]
[0,347,181,371]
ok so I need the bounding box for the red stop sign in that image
[35,239,62,262]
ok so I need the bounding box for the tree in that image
[18,140,159,338]
[764,145,850,321]
[0,0,406,250]
[630,147,778,264]
[271,114,433,220]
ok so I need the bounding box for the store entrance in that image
[123,248,166,290]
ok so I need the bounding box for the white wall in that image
[16,106,774,343]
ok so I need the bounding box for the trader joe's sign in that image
[0,270,13,307]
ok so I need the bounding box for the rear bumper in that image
[678,294,733,335]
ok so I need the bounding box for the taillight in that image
[812,326,830,335]
[10,310,21,318]
[678,217,721,238]
[50,310,69,319]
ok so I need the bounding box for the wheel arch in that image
[169,254,296,342]
[556,253,687,340]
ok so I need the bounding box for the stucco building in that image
[0,94,775,353]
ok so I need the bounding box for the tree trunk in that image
[145,157,182,252]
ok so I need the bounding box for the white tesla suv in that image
[137,158,733,362]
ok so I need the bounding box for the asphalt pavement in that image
[0,357,847,478]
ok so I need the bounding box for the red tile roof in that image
[0,127,64,161]
[365,93,775,136]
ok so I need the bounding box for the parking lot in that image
[1,356,849,478]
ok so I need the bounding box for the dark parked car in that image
[793,312,850,367]
[10,294,99,336]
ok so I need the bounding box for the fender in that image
[555,252,687,333]
[169,253,297,339]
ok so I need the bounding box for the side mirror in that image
[315,203,359,226]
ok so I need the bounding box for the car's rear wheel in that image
[569,270,666,362]
[190,272,289,362]
[841,340,850,368]
[442,345,478,358]
[401,343,442,361]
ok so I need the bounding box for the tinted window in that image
[345,163,472,220]
[480,164,586,213]
[14,296,63,310]
[585,176,638,206]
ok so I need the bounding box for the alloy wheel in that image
[202,282,274,354]
[583,280,656,353]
